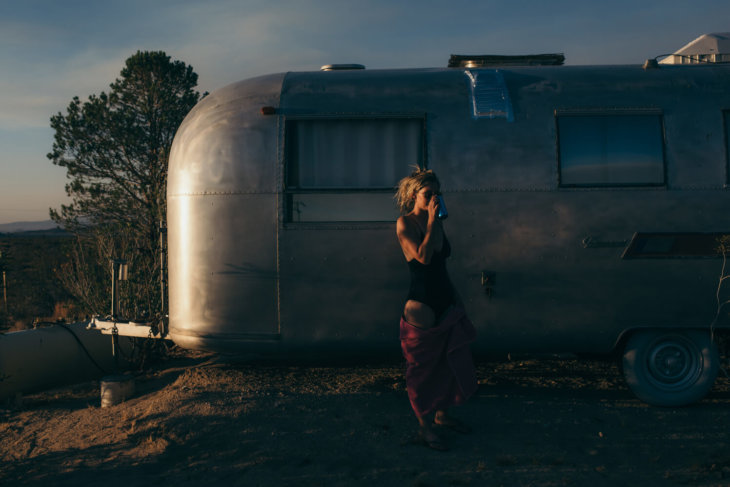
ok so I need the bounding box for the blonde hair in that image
[395,168,440,215]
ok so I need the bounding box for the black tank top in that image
[406,236,455,319]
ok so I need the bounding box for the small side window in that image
[285,118,424,222]
[557,113,665,187]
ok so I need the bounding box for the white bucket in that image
[100,374,135,407]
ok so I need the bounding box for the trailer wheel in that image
[622,330,719,407]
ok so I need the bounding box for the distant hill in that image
[0,220,60,233]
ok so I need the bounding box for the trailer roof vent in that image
[465,70,514,122]
[448,53,565,68]
[320,64,366,71]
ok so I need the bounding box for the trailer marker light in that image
[260,106,276,115]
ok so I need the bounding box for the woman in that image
[395,168,478,451]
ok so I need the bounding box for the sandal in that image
[434,416,472,434]
[418,426,449,451]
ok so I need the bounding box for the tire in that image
[622,329,719,407]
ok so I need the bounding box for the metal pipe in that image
[111,261,118,320]
[1,271,6,314]
[159,221,167,336]
[110,259,127,321]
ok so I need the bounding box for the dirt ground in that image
[3,348,730,487]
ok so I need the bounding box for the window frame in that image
[282,114,428,224]
[555,108,667,189]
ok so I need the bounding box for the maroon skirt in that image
[399,306,478,417]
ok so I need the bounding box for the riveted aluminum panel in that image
[167,73,284,352]
[166,64,730,356]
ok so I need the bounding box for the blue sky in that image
[1,0,729,224]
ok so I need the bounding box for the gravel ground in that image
[3,348,730,487]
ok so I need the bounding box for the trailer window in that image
[557,114,665,187]
[285,118,424,222]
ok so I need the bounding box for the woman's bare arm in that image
[397,199,441,264]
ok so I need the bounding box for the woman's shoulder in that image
[399,214,429,243]
[397,213,417,232]
[396,214,409,228]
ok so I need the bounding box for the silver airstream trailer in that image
[165,55,730,406]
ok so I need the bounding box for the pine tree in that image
[48,51,205,318]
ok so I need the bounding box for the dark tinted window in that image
[558,114,665,187]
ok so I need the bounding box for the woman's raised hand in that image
[427,195,439,222]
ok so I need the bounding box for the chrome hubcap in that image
[646,338,702,391]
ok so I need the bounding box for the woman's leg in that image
[403,300,436,329]
[434,409,472,434]
[417,413,448,451]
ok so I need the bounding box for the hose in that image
[56,323,109,376]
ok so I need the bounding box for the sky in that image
[1,0,729,224]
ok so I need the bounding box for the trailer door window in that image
[285,118,424,222]
[558,114,665,187]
